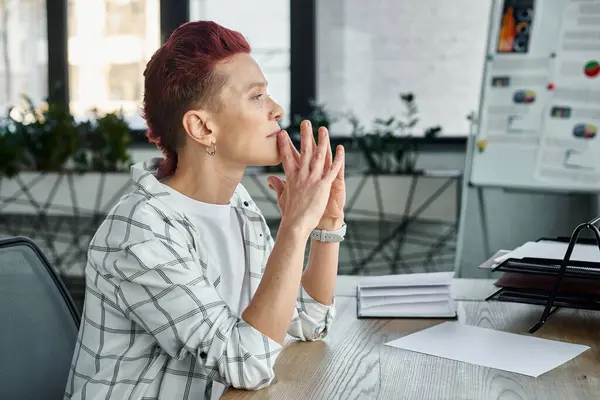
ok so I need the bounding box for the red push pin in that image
[547,82,556,90]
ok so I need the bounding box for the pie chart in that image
[573,123,597,139]
[584,60,600,78]
[513,89,536,104]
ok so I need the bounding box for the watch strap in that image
[310,223,347,242]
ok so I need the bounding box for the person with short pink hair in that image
[64,20,346,400]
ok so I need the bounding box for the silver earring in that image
[206,143,216,156]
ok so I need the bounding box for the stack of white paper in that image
[491,241,600,270]
[357,272,456,318]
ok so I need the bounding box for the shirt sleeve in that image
[287,284,336,341]
[97,207,282,390]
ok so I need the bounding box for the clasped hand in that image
[268,120,346,236]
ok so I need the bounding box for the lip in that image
[267,128,282,138]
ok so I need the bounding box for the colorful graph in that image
[491,76,510,87]
[572,123,597,139]
[496,1,535,53]
[497,7,516,52]
[550,106,572,119]
[513,89,536,104]
[584,60,600,78]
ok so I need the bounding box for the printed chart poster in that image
[478,0,565,146]
[496,0,536,53]
[534,0,600,186]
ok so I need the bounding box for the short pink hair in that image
[142,21,251,178]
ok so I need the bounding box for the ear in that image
[182,109,214,147]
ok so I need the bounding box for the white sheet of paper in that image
[385,322,589,377]
[361,294,450,308]
[479,249,511,269]
[359,301,456,318]
[492,241,600,269]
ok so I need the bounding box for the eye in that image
[252,94,264,100]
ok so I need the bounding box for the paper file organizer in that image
[487,216,600,333]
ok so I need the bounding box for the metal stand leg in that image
[453,112,477,277]
[477,186,492,259]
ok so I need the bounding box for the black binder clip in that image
[529,215,600,334]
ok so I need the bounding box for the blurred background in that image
[0,0,596,312]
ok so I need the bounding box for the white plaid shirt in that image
[64,158,336,400]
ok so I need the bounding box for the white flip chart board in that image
[470,0,600,193]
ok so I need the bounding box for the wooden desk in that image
[223,277,600,400]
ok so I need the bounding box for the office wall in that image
[315,0,491,136]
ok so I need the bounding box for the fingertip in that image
[333,146,344,162]
[280,132,293,149]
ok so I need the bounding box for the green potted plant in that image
[74,108,133,173]
[350,92,442,174]
[0,115,22,178]
[7,96,81,172]
[0,95,135,214]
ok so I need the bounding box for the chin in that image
[239,141,281,167]
[257,155,281,167]
[244,152,281,168]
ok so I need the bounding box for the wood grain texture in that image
[223,277,600,400]
[224,297,383,400]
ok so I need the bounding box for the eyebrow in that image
[246,81,268,92]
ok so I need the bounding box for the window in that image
[68,0,160,128]
[0,0,48,116]
[107,63,141,101]
[189,0,291,127]
[105,0,147,36]
[68,0,78,38]
[317,0,491,136]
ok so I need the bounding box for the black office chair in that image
[0,236,81,400]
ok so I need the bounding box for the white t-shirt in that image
[159,183,250,316]
[159,183,250,398]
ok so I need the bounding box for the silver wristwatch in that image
[310,223,347,243]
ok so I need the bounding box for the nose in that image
[269,100,284,122]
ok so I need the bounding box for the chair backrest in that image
[0,236,80,400]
